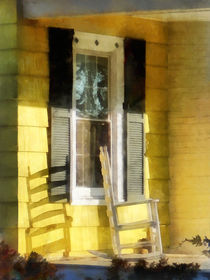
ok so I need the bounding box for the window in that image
[49,29,145,205]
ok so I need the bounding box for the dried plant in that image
[107,256,200,280]
[107,257,131,280]
[0,241,63,280]
[180,235,210,257]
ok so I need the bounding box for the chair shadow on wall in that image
[25,165,72,257]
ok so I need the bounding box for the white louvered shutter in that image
[127,112,144,201]
[50,108,70,202]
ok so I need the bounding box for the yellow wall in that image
[1,3,209,257]
[168,21,210,253]
[0,11,169,257]
[16,15,170,258]
[0,0,18,249]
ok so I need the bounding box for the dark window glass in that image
[76,120,110,188]
[75,54,108,119]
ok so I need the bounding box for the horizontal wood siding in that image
[145,38,169,250]
[17,16,170,256]
[0,0,18,250]
[168,21,210,254]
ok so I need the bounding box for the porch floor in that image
[51,254,210,270]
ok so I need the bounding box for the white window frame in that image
[70,31,124,205]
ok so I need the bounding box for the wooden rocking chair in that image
[97,146,163,259]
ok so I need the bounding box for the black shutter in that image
[124,38,145,201]
[49,27,74,108]
[49,28,73,202]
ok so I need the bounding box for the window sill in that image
[70,199,106,206]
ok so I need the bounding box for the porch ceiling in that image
[22,0,210,21]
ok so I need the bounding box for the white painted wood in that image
[71,31,124,204]
[115,199,159,207]
[99,146,163,258]
[127,113,145,201]
[118,221,156,231]
[120,240,155,249]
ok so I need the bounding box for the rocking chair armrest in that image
[114,198,159,207]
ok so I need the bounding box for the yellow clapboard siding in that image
[0,101,17,126]
[169,91,210,113]
[146,88,168,112]
[0,0,17,24]
[0,76,17,100]
[18,228,26,254]
[18,127,48,152]
[168,44,209,60]
[19,25,49,52]
[0,50,18,74]
[0,152,17,177]
[18,103,48,127]
[117,204,148,225]
[18,176,48,203]
[145,112,168,134]
[0,127,17,151]
[0,177,17,202]
[169,58,210,69]
[148,157,169,179]
[32,213,66,228]
[146,43,167,67]
[168,112,210,125]
[0,202,18,228]
[170,121,210,136]
[70,227,111,251]
[146,134,168,157]
[169,56,210,71]
[170,218,210,248]
[168,68,209,88]
[146,65,167,89]
[158,202,169,225]
[18,202,29,228]
[38,15,167,44]
[18,177,29,203]
[18,76,49,102]
[18,51,49,77]
[30,190,48,203]
[18,152,48,177]
[169,153,210,177]
[168,21,210,44]
[170,194,210,219]
[65,205,109,227]
[170,177,210,196]
[119,228,147,245]
[15,16,170,257]
[0,24,17,50]
[148,180,169,202]
[168,21,210,252]
[32,227,66,249]
[169,137,210,155]
[4,228,18,251]
[160,225,169,248]
[31,203,64,218]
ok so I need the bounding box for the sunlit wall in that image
[0,0,170,257]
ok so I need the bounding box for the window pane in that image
[76,120,110,188]
[86,55,96,85]
[75,54,108,119]
[97,57,108,88]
